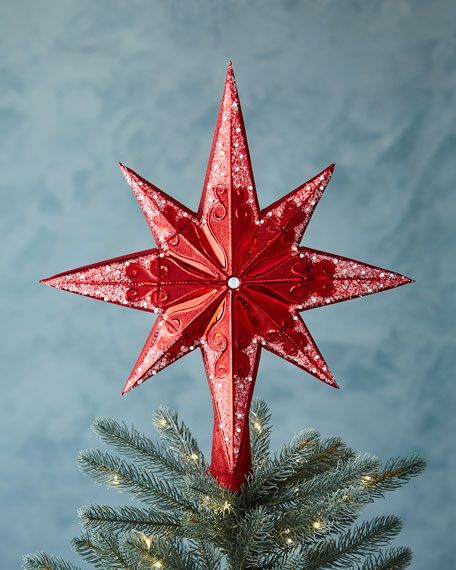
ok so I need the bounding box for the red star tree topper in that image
[42,63,412,491]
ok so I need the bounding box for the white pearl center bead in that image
[227,276,240,289]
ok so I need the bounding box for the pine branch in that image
[79,504,181,536]
[124,532,196,570]
[252,550,297,570]
[185,472,242,520]
[297,455,381,501]
[69,534,100,568]
[71,530,130,569]
[246,433,355,504]
[92,418,186,477]
[245,454,380,514]
[244,428,320,497]
[305,515,403,569]
[165,493,240,552]
[275,485,371,543]
[153,405,206,472]
[227,507,276,569]
[283,435,355,483]
[364,455,426,498]
[78,449,198,514]
[188,540,222,570]
[270,553,308,570]
[249,398,272,466]
[355,546,413,570]
[23,553,83,570]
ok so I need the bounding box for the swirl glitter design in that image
[41,63,412,492]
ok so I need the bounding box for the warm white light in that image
[254,421,262,432]
[143,534,152,549]
[286,537,293,544]
[155,562,162,568]
[223,500,231,511]
[363,475,372,481]
[190,453,199,461]
[313,521,321,529]
[112,475,120,486]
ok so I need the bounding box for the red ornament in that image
[41,63,412,491]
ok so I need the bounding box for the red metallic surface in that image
[41,63,412,491]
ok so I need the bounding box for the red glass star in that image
[41,63,412,491]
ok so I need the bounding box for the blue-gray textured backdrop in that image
[1,0,455,568]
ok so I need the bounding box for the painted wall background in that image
[1,0,454,567]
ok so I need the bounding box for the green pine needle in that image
[356,546,413,570]
[92,417,187,477]
[22,553,82,570]
[79,504,181,535]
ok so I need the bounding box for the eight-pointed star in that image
[42,63,412,491]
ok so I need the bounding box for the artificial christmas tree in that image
[23,400,425,570]
[27,63,423,569]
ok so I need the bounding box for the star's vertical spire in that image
[199,63,261,275]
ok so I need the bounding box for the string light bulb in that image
[154,562,162,568]
[313,521,321,529]
[283,529,293,544]
[223,500,231,512]
[112,475,119,486]
[253,421,262,432]
[142,533,152,550]
[190,453,199,461]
